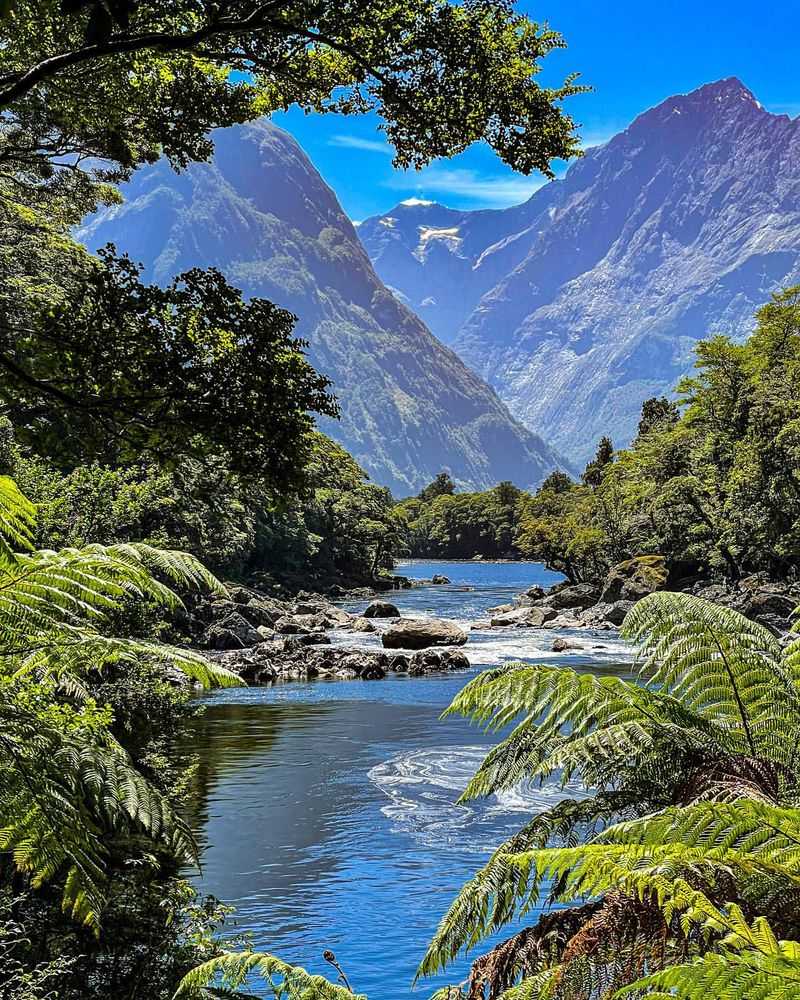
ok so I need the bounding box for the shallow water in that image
[187,561,633,998]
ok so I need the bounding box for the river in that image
[186,561,633,998]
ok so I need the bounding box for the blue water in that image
[188,561,632,998]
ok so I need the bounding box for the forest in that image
[0,1,798,1000]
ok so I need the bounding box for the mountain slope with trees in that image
[80,121,568,496]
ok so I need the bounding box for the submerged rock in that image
[431,574,451,584]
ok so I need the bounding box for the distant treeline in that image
[396,286,800,585]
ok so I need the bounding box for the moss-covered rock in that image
[600,555,668,603]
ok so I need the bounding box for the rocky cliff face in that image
[79,121,566,495]
[359,79,800,464]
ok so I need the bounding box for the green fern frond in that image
[173,951,365,1000]
[615,939,800,999]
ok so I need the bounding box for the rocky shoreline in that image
[481,555,800,640]
[182,558,800,687]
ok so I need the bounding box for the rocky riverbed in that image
[182,555,799,687]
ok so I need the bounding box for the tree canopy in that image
[0,247,337,484]
[0,0,584,208]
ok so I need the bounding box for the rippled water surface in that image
[187,561,633,998]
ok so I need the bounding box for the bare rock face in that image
[382,618,468,649]
[360,78,800,465]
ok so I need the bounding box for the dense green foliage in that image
[520,288,800,583]
[0,0,583,190]
[397,479,524,559]
[2,247,337,483]
[9,430,402,590]
[0,475,240,998]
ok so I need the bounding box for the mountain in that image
[78,121,567,496]
[359,78,800,465]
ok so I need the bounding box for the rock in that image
[604,600,635,625]
[360,660,387,680]
[552,637,585,652]
[350,617,377,633]
[524,585,547,602]
[490,606,557,628]
[205,612,264,649]
[324,607,354,628]
[600,555,668,603]
[256,625,276,641]
[487,603,515,614]
[544,582,601,610]
[431,574,451,584]
[274,613,327,635]
[363,600,400,618]
[743,589,797,622]
[382,618,468,650]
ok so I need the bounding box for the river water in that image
[187,561,633,998]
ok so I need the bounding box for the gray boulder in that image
[205,611,263,649]
[431,574,451,584]
[382,618,468,649]
[274,613,327,635]
[545,583,600,610]
[490,606,558,628]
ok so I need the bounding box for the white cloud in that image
[328,134,394,155]
[384,166,550,208]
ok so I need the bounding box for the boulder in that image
[431,574,451,584]
[490,606,557,628]
[363,600,400,618]
[743,589,797,622]
[544,582,600,610]
[604,600,635,626]
[487,603,515,615]
[205,611,263,649]
[350,616,377,633]
[552,637,585,652]
[324,607,354,628]
[382,618,468,649]
[274,613,327,635]
[600,555,668,603]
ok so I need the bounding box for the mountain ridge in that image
[359,77,800,464]
[79,121,568,495]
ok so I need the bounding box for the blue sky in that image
[272,0,798,221]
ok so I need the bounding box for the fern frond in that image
[622,592,800,763]
[615,939,800,999]
[173,951,365,1000]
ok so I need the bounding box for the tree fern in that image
[0,475,243,932]
[422,591,800,999]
